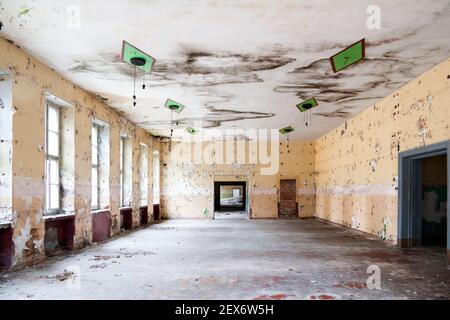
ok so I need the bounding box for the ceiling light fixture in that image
[330,38,365,73]
[186,127,198,134]
[164,98,186,150]
[279,126,294,153]
[121,41,156,107]
[296,98,318,127]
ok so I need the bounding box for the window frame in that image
[152,150,160,205]
[45,102,61,214]
[91,122,101,210]
[139,143,148,207]
[120,136,126,207]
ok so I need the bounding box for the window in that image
[120,135,132,207]
[90,120,109,211]
[44,95,75,215]
[45,104,60,212]
[139,144,149,206]
[153,150,160,204]
[120,136,125,206]
[91,123,100,209]
[0,71,12,220]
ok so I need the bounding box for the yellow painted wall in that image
[0,37,156,267]
[2,32,450,269]
[160,139,315,219]
[315,58,450,241]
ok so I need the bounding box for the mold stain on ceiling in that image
[1,0,450,139]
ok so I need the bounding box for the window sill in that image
[0,221,12,229]
[44,212,75,222]
[91,209,110,215]
[119,206,132,211]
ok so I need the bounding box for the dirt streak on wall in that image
[315,58,450,241]
[160,139,315,219]
[0,37,156,267]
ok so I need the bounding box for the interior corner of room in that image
[0,0,449,300]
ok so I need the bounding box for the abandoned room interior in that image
[0,0,449,301]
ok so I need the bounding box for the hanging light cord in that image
[287,134,290,153]
[169,110,174,151]
[133,66,136,106]
[142,70,146,90]
[170,110,174,139]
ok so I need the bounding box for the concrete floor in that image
[214,211,248,220]
[0,218,449,300]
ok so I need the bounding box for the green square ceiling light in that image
[330,39,365,73]
[121,40,155,74]
[165,98,185,113]
[122,41,156,106]
[279,126,295,135]
[186,127,199,134]
[296,98,319,112]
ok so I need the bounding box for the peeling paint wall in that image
[315,58,450,241]
[279,141,315,218]
[0,37,156,267]
[0,72,12,224]
[160,139,315,219]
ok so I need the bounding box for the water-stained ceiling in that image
[1,0,450,139]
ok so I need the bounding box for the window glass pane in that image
[92,167,98,188]
[46,175,50,210]
[92,145,98,165]
[91,167,98,207]
[48,106,59,132]
[92,126,98,147]
[91,188,98,208]
[49,159,59,185]
[120,138,124,205]
[120,139,124,171]
[50,185,59,209]
[120,173,123,206]
[48,131,59,157]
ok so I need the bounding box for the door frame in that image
[398,140,450,261]
[278,178,298,218]
[214,181,247,214]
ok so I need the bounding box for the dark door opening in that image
[214,181,246,219]
[398,141,449,262]
[420,155,447,247]
[278,179,298,218]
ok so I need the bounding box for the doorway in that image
[421,155,447,246]
[279,179,298,218]
[214,181,247,220]
[398,141,449,261]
